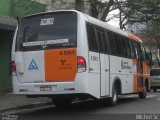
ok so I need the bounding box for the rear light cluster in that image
[77,56,86,72]
[11,57,86,75]
[11,61,16,76]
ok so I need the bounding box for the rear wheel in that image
[52,97,72,107]
[107,85,118,106]
[139,85,147,99]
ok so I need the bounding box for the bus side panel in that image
[132,59,138,92]
[87,52,100,98]
[77,14,101,98]
[110,55,134,95]
[87,73,100,98]
[143,61,150,90]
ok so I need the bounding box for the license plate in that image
[40,86,52,91]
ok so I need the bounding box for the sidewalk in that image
[0,92,52,113]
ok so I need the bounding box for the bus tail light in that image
[11,61,16,76]
[77,56,86,72]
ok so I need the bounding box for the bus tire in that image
[139,85,147,99]
[52,97,72,107]
[107,85,118,106]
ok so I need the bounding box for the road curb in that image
[0,102,53,114]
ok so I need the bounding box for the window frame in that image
[95,26,109,54]
[86,22,99,52]
[107,31,117,56]
[86,22,144,60]
[124,38,132,59]
[114,33,127,58]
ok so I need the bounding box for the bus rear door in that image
[87,23,109,97]
[96,28,110,97]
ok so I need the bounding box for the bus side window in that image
[141,44,146,60]
[130,41,136,59]
[125,38,132,58]
[114,34,126,57]
[137,44,143,60]
[102,32,109,54]
[133,42,143,72]
[96,29,104,53]
[86,23,98,52]
[95,28,108,54]
[107,32,117,55]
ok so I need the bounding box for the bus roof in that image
[21,10,143,43]
[20,10,79,19]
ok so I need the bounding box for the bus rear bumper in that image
[12,83,96,100]
[12,76,87,96]
[12,73,101,99]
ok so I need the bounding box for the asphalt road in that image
[9,90,160,120]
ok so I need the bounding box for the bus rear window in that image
[16,12,77,51]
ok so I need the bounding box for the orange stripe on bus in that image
[132,59,137,92]
[44,48,77,82]
[133,75,137,92]
[128,34,142,43]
